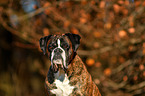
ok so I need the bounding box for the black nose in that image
[53,54,62,60]
[54,48,63,53]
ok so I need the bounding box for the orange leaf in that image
[43,2,51,15]
[104,23,112,29]
[81,0,87,5]
[128,46,134,51]
[71,27,79,34]
[135,1,141,7]
[139,64,144,71]
[104,68,111,76]
[128,16,133,21]
[123,76,128,81]
[124,1,129,6]
[93,42,100,48]
[143,71,145,76]
[33,5,38,9]
[113,4,120,13]
[128,27,135,33]
[64,20,70,28]
[65,2,72,7]
[80,17,87,24]
[143,43,145,48]
[129,21,134,27]
[122,9,128,16]
[118,1,124,4]
[43,28,49,36]
[99,1,105,8]
[119,30,127,38]
[133,76,138,81]
[44,9,50,15]
[143,48,145,55]
[43,2,51,7]
[119,56,125,63]
[94,79,100,84]
[86,58,95,66]
[93,32,102,38]
[95,62,101,68]
[0,7,3,12]
[143,1,145,6]
[91,1,96,5]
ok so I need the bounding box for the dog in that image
[39,33,101,96]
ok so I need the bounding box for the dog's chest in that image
[50,74,75,96]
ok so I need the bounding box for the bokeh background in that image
[0,0,145,96]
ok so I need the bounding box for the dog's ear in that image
[39,35,52,55]
[65,33,81,52]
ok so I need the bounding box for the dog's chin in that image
[52,59,66,72]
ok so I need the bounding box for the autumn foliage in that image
[0,0,145,96]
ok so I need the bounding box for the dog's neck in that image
[67,55,86,78]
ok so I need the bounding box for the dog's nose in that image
[54,54,61,60]
[54,48,63,53]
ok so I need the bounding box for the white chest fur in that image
[50,74,75,96]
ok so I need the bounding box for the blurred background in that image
[0,0,145,96]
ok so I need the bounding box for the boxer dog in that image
[39,33,101,96]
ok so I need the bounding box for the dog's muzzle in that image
[51,48,67,72]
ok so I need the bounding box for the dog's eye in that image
[48,45,54,51]
[63,44,69,49]
[49,46,54,49]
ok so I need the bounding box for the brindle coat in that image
[45,55,101,96]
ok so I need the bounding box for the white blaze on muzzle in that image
[51,39,67,69]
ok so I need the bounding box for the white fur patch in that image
[50,74,75,96]
[51,39,67,68]
[57,39,66,68]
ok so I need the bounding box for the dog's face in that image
[39,33,81,72]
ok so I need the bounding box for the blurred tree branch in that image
[0,1,145,95]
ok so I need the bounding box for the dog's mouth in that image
[52,59,66,72]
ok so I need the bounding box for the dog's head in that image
[39,33,81,72]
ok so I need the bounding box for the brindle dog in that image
[39,33,101,96]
